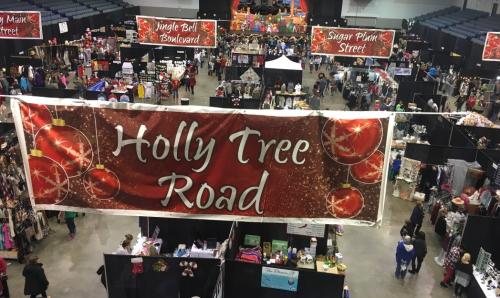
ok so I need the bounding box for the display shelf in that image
[315,261,345,275]
[471,266,498,298]
[0,250,18,260]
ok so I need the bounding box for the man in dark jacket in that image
[410,231,427,274]
[23,255,49,298]
[410,202,424,234]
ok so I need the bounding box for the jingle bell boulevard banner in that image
[482,32,500,61]
[0,11,42,39]
[311,26,395,58]
[11,97,393,226]
[136,16,217,48]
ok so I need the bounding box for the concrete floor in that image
[6,66,459,297]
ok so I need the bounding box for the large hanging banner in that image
[0,11,42,39]
[136,16,217,48]
[482,32,500,61]
[11,97,393,226]
[311,26,395,58]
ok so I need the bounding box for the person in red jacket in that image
[0,256,8,297]
[189,75,196,95]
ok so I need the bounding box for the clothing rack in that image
[0,128,50,261]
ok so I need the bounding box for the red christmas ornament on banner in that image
[351,150,385,184]
[83,164,120,200]
[322,118,383,165]
[20,103,52,134]
[35,119,93,178]
[28,149,69,205]
[326,184,365,218]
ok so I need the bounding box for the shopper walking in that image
[189,75,196,95]
[391,154,402,182]
[65,211,77,239]
[171,79,180,104]
[410,201,424,234]
[23,255,49,298]
[454,253,472,297]
[409,231,427,274]
[314,56,321,71]
[400,219,414,238]
[440,244,463,287]
[0,256,9,297]
[395,236,415,280]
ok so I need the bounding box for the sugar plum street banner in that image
[482,32,500,61]
[0,11,42,39]
[11,97,393,226]
[136,16,216,48]
[311,26,395,58]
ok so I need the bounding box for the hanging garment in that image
[34,216,44,240]
[144,82,153,98]
[431,202,442,225]
[1,224,13,249]
[7,209,15,238]
[28,66,34,80]
[138,83,145,99]
[19,77,31,93]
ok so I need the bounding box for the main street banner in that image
[482,32,500,61]
[11,97,393,226]
[0,11,42,39]
[311,26,395,58]
[136,16,217,48]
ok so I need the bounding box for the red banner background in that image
[482,32,500,61]
[0,11,42,39]
[136,16,216,48]
[13,98,391,225]
[311,26,395,58]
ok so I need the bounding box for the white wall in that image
[125,0,199,18]
[342,0,460,19]
[465,0,498,13]
[125,0,198,9]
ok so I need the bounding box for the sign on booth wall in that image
[482,32,500,61]
[11,97,393,226]
[136,16,217,48]
[0,11,42,39]
[311,26,395,58]
[261,267,299,292]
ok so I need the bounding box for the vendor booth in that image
[264,55,303,88]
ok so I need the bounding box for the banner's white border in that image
[310,26,396,59]
[0,11,43,40]
[135,15,217,49]
[10,96,463,227]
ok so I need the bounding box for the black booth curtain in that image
[462,215,500,269]
[105,255,220,298]
[224,261,345,298]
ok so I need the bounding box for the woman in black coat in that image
[23,256,49,298]
[410,231,427,274]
